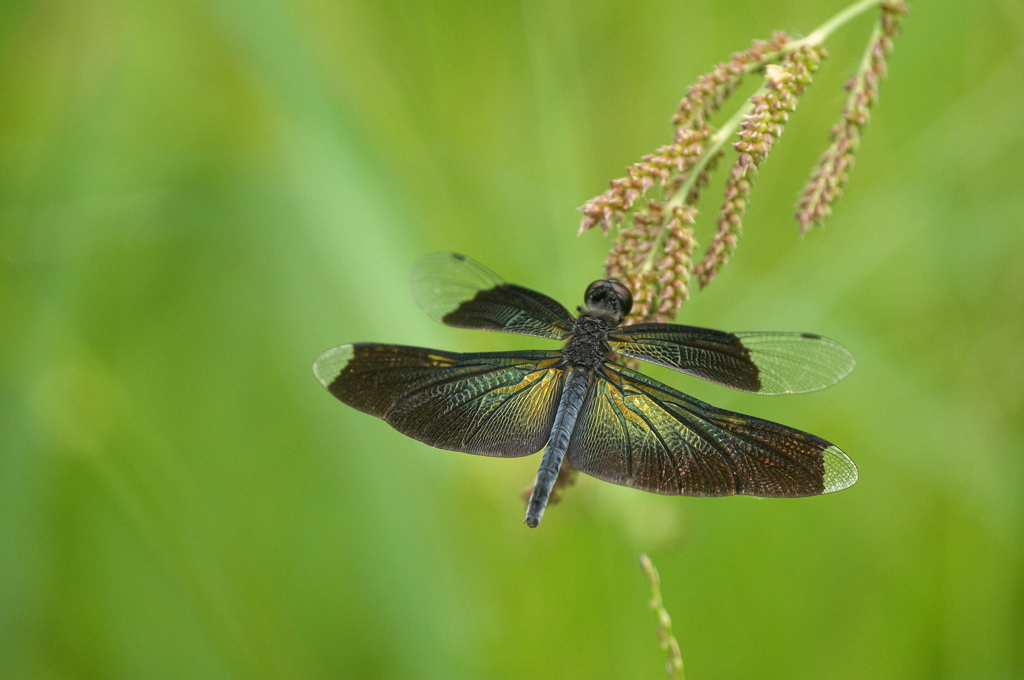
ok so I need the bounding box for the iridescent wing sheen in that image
[313,343,565,456]
[410,252,574,340]
[608,324,855,395]
[565,363,858,497]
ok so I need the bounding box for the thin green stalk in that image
[800,0,884,45]
[848,20,886,101]
[640,554,685,679]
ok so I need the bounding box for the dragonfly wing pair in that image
[315,344,564,457]
[609,325,855,395]
[411,252,574,340]
[568,364,857,496]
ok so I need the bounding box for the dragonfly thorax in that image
[562,315,613,370]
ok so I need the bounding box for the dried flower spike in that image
[580,127,709,235]
[796,1,908,232]
[673,31,791,131]
[696,45,824,288]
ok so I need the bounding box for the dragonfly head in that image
[584,279,633,325]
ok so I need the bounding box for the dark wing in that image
[565,363,857,497]
[314,343,565,456]
[410,252,574,340]
[609,324,854,394]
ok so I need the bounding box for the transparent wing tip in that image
[313,345,354,387]
[829,339,857,382]
[752,335,857,395]
[409,252,505,322]
[822,445,858,493]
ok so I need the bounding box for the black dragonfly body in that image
[314,253,858,527]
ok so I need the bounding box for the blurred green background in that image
[1,1,1022,678]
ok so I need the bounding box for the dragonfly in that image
[314,253,858,527]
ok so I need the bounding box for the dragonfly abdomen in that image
[525,367,593,527]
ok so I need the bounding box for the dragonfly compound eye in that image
[585,279,633,320]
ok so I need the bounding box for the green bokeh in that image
[1,1,1021,678]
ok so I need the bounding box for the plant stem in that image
[640,554,685,680]
[800,0,883,46]
[849,20,886,95]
